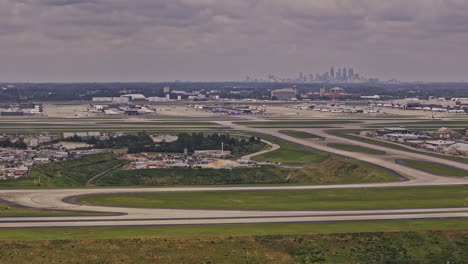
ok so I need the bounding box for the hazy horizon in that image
[1,0,468,82]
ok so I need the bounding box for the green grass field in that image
[97,166,290,186]
[0,220,467,241]
[98,121,217,126]
[248,132,330,164]
[329,143,384,155]
[280,130,324,139]
[283,158,398,184]
[97,158,397,186]
[1,156,397,189]
[0,153,128,189]
[0,202,105,217]
[0,127,219,133]
[235,120,361,126]
[400,160,468,177]
[77,186,467,210]
[382,120,468,126]
[0,123,85,127]
[0,229,466,263]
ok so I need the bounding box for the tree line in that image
[63,132,264,155]
[0,139,27,149]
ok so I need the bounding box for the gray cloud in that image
[40,0,98,6]
[0,0,467,82]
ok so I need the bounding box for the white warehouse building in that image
[121,94,147,101]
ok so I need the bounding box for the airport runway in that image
[1,186,468,228]
[0,121,467,228]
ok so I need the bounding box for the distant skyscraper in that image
[337,68,342,80]
[349,68,354,81]
[330,67,335,80]
[342,67,348,81]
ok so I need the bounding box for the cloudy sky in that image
[1,0,468,82]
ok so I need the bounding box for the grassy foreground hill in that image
[0,231,466,263]
[97,158,397,186]
[0,153,127,188]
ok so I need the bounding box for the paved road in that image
[240,139,280,161]
[0,120,467,228]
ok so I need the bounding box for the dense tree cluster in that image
[154,133,263,155]
[64,132,264,155]
[63,133,153,153]
[0,139,27,149]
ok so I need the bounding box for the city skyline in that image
[247,66,381,83]
[1,0,468,82]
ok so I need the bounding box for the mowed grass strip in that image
[400,160,468,177]
[77,186,468,210]
[0,203,105,217]
[98,121,217,126]
[385,121,468,126]
[0,123,85,127]
[280,130,324,139]
[1,220,467,241]
[0,128,219,134]
[248,132,330,164]
[329,143,384,155]
[236,120,361,126]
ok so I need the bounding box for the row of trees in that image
[63,133,153,153]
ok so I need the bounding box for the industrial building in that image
[271,88,298,100]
